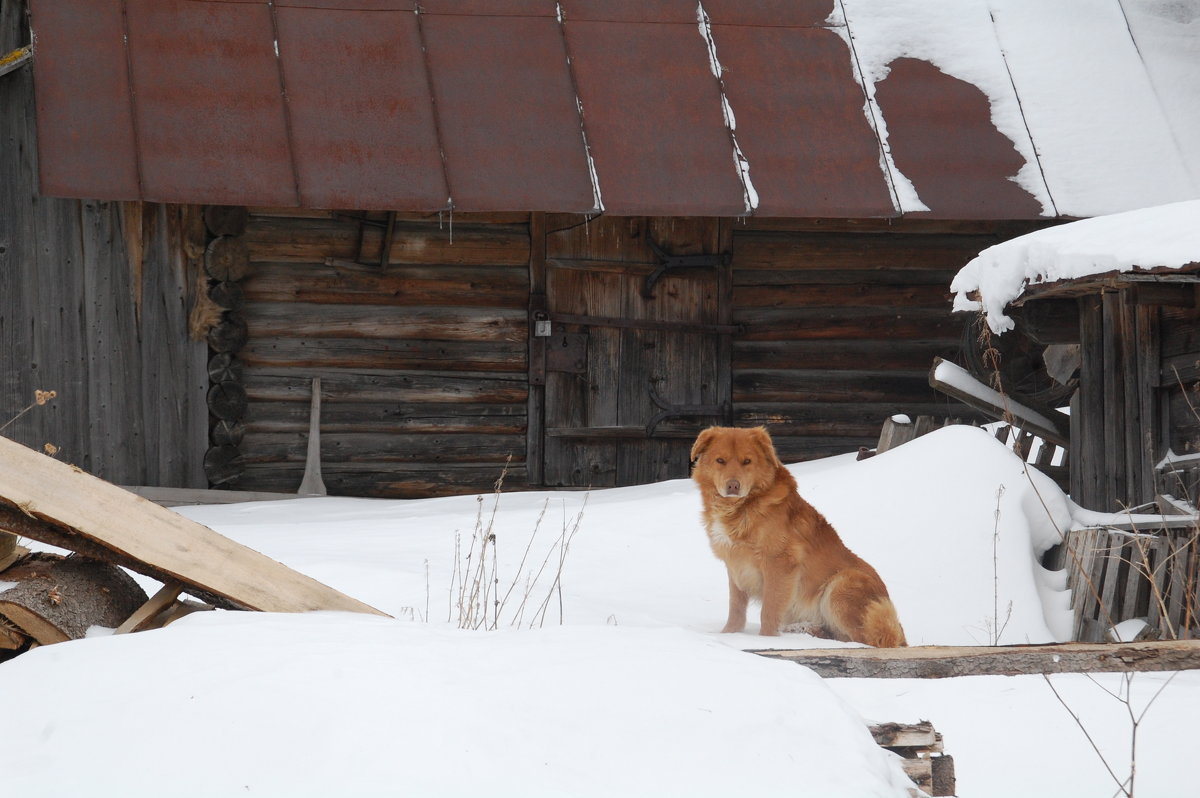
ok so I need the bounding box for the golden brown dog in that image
[690,426,906,647]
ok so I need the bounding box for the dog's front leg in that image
[722,570,748,633]
[759,560,795,636]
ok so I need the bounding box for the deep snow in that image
[1,426,1197,797]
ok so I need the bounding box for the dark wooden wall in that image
[1,1,207,487]
[232,210,530,497]
[729,221,1005,461]
[217,213,1012,498]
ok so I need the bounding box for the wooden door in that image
[535,217,732,487]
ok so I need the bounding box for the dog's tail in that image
[859,598,907,648]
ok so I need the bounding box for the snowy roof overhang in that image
[26,0,1200,218]
[951,199,1200,333]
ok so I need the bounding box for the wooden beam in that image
[750,639,1200,678]
[0,436,387,616]
[115,581,186,634]
[929,357,1070,446]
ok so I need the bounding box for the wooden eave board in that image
[750,639,1200,678]
[0,436,386,616]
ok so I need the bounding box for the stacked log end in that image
[202,206,251,487]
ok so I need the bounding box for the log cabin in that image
[3,0,1198,498]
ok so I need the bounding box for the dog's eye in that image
[715,458,726,465]
[742,458,751,465]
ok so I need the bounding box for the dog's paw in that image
[781,621,830,637]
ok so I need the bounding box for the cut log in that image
[204,205,250,237]
[0,618,28,650]
[0,554,148,644]
[204,235,251,281]
[207,380,248,421]
[208,280,245,311]
[751,639,1200,678]
[204,445,244,486]
[207,351,245,385]
[206,313,249,353]
[0,435,386,616]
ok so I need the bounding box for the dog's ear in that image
[749,426,781,468]
[690,427,719,465]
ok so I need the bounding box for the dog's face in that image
[690,426,781,500]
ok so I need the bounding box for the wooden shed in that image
[4,0,1198,498]
[958,203,1200,513]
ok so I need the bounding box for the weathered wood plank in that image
[734,369,938,404]
[241,368,528,404]
[238,432,526,464]
[243,302,526,342]
[242,401,526,434]
[0,436,385,616]
[239,337,526,372]
[237,462,529,499]
[242,216,529,266]
[751,640,1200,678]
[731,231,1001,271]
[734,282,952,308]
[242,261,528,307]
[736,403,978,437]
[735,268,958,287]
[735,340,957,372]
[735,307,961,341]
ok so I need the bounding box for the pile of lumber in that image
[0,547,149,657]
[0,435,387,660]
[869,721,955,797]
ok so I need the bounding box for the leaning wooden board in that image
[0,436,387,616]
[751,639,1200,678]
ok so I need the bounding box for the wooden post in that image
[298,377,327,496]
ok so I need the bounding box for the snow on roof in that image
[951,199,1200,332]
[842,0,1200,218]
[28,0,1200,217]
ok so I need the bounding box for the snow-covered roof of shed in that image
[951,199,1200,333]
[27,0,1200,218]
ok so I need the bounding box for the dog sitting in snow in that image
[690,426,907,647]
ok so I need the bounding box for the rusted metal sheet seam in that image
[696,1,757,216]
[556,2,604,214]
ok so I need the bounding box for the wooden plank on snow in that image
[0,436,386,616]
[750,639,1200,678]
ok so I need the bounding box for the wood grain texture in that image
[752,640,1200,678]
[0,436,386,616]
[1,8,206,489]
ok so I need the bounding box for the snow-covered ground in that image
[2,426,1197,797]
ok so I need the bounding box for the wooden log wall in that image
[232,210,530,498]
[728,221,1010,462]
[1,0,207,487]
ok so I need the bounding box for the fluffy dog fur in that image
[690,426,907,647]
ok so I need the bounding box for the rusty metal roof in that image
[30,0,1177,219]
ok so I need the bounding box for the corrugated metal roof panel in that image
[565,5,748,216]
[421,3,597,212]
[274,2,447,210]
[712,22,897,218]
[30,0,1186,219]
[701,0,836,27]
[31,0,139,199]
[875,58,1043,219]
[124,0,297,206]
